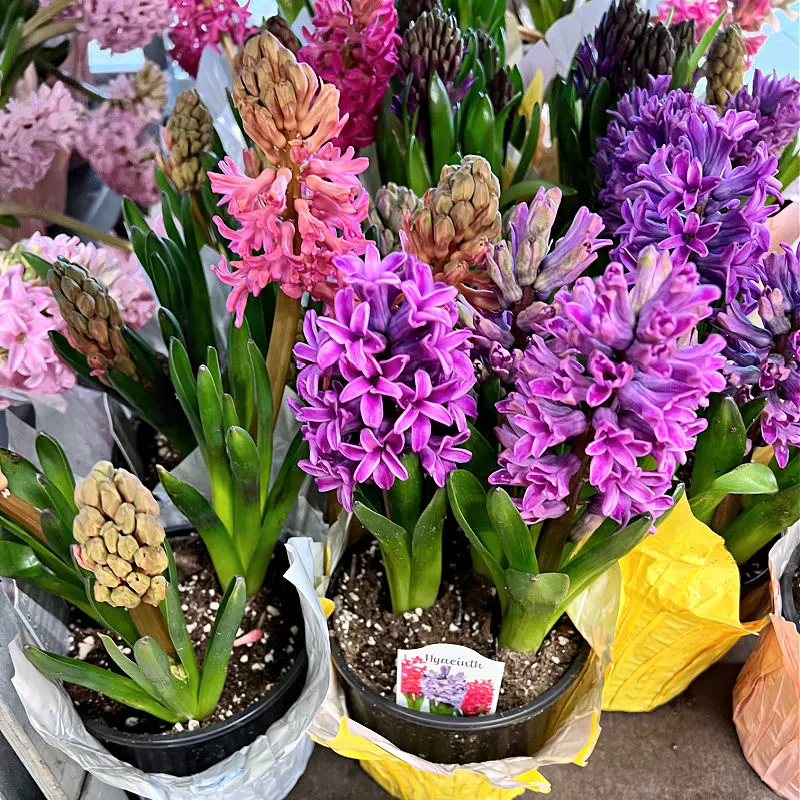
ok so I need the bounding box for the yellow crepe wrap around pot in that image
[602,494,765,712]
[310,514,619,800]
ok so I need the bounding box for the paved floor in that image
[289,651,777,800]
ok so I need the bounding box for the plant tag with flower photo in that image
[395,643,505,716]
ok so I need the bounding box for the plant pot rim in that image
[327,537,591,732]
[779,539,800,631]
[84,531,308,750]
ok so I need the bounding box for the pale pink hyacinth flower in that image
[0,265,75,409]
[299,0,401,149]
[25,233,156,329]
[0,82,83,200]
[78,0,171,54]
[210,34,370,325]
[168,0,258,77]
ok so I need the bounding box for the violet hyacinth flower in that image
[714,244,800,468]
[610,91,781,305]
[419,666,467,707]
[490,247,727,527]
[289,246,476,509]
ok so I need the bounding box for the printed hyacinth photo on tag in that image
[395,643,505,716]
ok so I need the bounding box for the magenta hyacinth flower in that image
[714,244,800,468]
[299,0,400,149]
[490,247,726,527]
[289,246,477,509]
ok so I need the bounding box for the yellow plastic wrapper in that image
[602,494,765,712]
[309,515,622,799]
[733,526,800,800]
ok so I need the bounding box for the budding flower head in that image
[73,462,167,609]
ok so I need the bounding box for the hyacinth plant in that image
[0,452,249,725]
[290,245,477,613]
[210,32,370,419]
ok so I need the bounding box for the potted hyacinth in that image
[289,133,730,761]
[0,315,310,777]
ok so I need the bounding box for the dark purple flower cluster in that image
[290,246,477,509]
[419,666,467,707]
[725,70,800,163]
[714,244,800,468]
[490,247,727,527]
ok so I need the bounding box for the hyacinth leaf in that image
[377,93,406,186]
[0,214,18,228]
[228,317,255,431]
[771,450,800,491]
[226,426,261,566]
[562,514,652,606]
[121,196,150,235]
[99,633,162,700]
[500,570,570,652]
[690,463,779,525]
[499,178,575,209]
[205,346,224,401]
[586,78,611,152]
[429,72,456,178]
[463,423,496,487]
[168,338,203,452]
[463,92,497,173]
[158,308,187,353]
[120,327,168,391]
[407,136,433,197]
[354,501,412,613]
[721,484,800,564]
[686,8,727,76]
[248,340,274,510]
[48,332,111,396]
[389,453,422,535]
[690,395,747,496]
[0,448,49,509]
[487,487,538,575]
[1,511,77,588]
[277,0,305,23]
[0,16,24,86]
[20,252,52,281]
[198,575,246,718]
[35,480,73,557]
[134,637,195,718]
[157,467,244,590]
[409,487,447,609]
[221,393,239,432]
[494,91,522,144]
[24,647,180,722]
[446,470,507,605]
[164,583,200,697]
[740,397,768,432]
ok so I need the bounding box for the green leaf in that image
[0,540,47,580]
[99,633,161,699]
[35,434,76,515]
[205,346,224,399]
[740,397,767,432]
[225,426,261,567]
[388,454,422,535]
[487,487,538,574]
[587,78,611,150]
[463,423,496,486]
[48,332,113,396]
[511,102,541,185]
[158,308,187,354]
[353,501,412,613]
[0,214,19,228]
[429,72,456,178]
[690,463,779,525]
[0,449,49,508]
[500,178,576,209]
[21,252,52,281]
[771,450,800,491]
[504,570,569,620]
[157,468,244,590]
[407,135,433,196]
[463,92,496,171]
[36,476,74,557]
[198,575,247,718]
[168,338,203,451]
[687,8,727,75]
[134,637,195,718]
[228,317,255,431]
[248,340,273,512]
[690,395,746,496]
[222,393,239,431]
[164,582,200,696]
[276,0,304,23]
[409,487,446,609]
[25,646,179,723]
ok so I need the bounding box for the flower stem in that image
[219,31,238,66]
[0,492,44,542]
[0,203,133,252]
[20,18,80,53]
[130,604,177,658]
[265,290,301,420]
[35,61,108,104]
[22,0,76,37]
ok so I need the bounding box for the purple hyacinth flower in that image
[419,666,467,707]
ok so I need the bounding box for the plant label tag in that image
[395,643,505,716]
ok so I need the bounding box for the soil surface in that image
[136,422,183,488]
[67,535,299,734]
[330,539,581,713]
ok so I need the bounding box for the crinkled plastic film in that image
[602,494,765,712]
[9,537,329,800]
[308,513,621,798]
[733,525,800,800]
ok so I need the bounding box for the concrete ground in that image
[289,645,777,800]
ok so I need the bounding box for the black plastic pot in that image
[739,539,774,598]
[83,539,308,776]
[328,539,591,765]
[779,541,800,632]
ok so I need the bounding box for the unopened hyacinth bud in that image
[397,0,441,32]
[73,462,167,609]
[162,89,213,192]
[263,15,300,54]
[398,9,464,102]
[126,62,168,111]
[633,23,675,84]
[404,155,501,271]
[669,19,695,54]
[705,24,746,106]
[368,183,421,256]
[47,260,138,382]
[505,188,560,288]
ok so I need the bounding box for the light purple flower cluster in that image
[725,70,800,162]
[290,246,477,509]
[714,244,800,468]
[490,247,727,527]
[419,666,467,707]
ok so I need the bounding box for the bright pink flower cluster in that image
[299,0,401,149]
[168,0,258,76]
[400,657,426,696]
[79,0,171,54]
[461,680,494,716]
[0,265,75,408]
[209,141,369,324]
[0,82,83,200]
